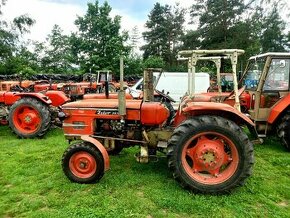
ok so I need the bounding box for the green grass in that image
[0,125,289,218]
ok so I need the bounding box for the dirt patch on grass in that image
[277,201,288,207]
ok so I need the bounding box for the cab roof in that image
[249,52,290,60]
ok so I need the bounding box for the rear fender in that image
[176,101,255,128]
[45,90,70,107]
[15,92,52,105]
[1,92,20,105]
[81,135,110,171]
[268,94,290,124]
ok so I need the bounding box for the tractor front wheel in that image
[167,116,254,194]
[62,142,104,183]
[8,97,51,138]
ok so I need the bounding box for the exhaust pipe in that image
[118,57,126,119]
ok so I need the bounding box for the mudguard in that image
[175,101,255,128]
[268,94,290,124]
[15,92,52,105]
[0,92,20,105]
[45,90,70,107]
[81,135,110,171]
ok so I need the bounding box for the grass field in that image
[0,125,289,218]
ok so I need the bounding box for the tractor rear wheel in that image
[8,97,51,138]
[62,142,104,183]
[167,116,254,194]
[277,111,290,151]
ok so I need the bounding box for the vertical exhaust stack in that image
[143,68,154,102]
[118,57,126,120]
[143,68,162,102]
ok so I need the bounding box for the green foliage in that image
[142,3,185,67]
[189,0,246,49]
[0,0,289,76]
[72,0,130,74]
[13,15,35,34]
[143,56,165,69]
[0,4,35,74]
[124,55,144,76]
[41,25,75,74]
[260,3,287,52]
[0,126,289,217]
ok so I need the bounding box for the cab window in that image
[263,59,290,91]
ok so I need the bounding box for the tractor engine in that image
[61,99,170,152]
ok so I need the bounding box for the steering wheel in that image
[227,85,246,100]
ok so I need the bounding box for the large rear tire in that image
[8,97,51,138]
[62,142,104,183]
[277,111,290,151]
[167,116,254,194]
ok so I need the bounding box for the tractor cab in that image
[240,52,290,136]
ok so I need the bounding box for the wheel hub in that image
[69,151,97,178]
[194,140,226,170]
[79,160,88,169]
[23,112,37,125]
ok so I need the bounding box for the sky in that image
[1,0,289,44]
[1,0,193,43]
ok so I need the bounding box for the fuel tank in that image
[140,101,169,126]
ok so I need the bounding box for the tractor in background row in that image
[60,52,254,194]
[0,71,120,138]
[0,90,69,138]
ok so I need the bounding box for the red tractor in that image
[0,90,69,138]
[179,50,290,151]
[60,55,254,194]
[0,80,34,91]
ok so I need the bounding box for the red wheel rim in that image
[69,151,97,178]
[12,105,41,134]
[181,132,239,185]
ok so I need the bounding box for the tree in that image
[189,0,247,49]
[0,1,35,74]
[260,3,287,52]
[72,0,129,74]
[142,3,185,68]
[143,56,165,69]
[181,30,201,50]
[41,25,74,74]
[124,55,143,76]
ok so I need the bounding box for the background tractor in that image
[60,54,254,194]
[0,90,69,138]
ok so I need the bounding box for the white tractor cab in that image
[127,72,210,108]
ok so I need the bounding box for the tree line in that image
[0,0,289,77]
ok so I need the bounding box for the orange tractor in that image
[0,90,69,138]
[60,55,254,194]
[179,50,290,151]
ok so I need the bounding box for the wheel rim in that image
[69,151,97,179]
[12,105,41,134]
[181,132,239,185]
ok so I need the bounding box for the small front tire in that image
[62,142,104,183]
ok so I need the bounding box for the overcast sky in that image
[1,0,289,44]
[1,0,192,43]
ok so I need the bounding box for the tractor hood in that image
[61,98,142,110]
